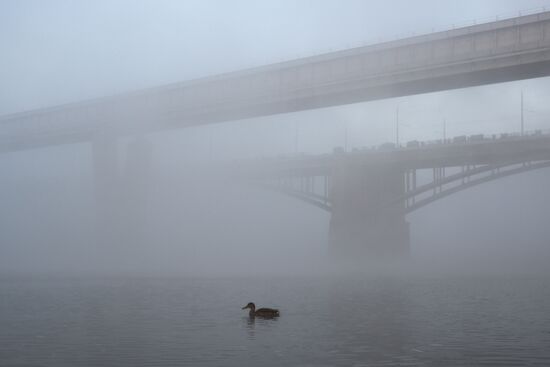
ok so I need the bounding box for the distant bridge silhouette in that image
[249,132,550,257]
[258,132,550,213]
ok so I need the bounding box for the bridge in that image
[3,11,550,258]
[246,131,550,258]
[3,10,550,152]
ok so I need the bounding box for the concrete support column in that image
[328,161,409,261]
[121,137,153,247]
[92,130,120,246]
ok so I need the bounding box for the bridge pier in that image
[120,137,153,247]
[92,130,153,250]
[92,130,120,246]
[328,162,409,261]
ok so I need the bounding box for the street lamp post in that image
[396,106,399,146]
[344,121,349,152]
[521,91,524,136]
[294,121,299,154]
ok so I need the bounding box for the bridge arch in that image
[401,161,550,213]
[261,159,550,215]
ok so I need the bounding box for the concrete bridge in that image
[3,10,550,153]
[3,10,550,258]
[248,132,550,258]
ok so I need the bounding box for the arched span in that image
[257,183,331,212]
[404,161,550,213]
[260,160,550,214]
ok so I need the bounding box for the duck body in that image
[242,302,280,318]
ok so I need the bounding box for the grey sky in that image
[2,0,550,114]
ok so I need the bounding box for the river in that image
[1,275,549,366]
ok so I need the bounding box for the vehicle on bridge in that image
[378,142,397,151]
[453,135,467,144]
[469,134,484,142]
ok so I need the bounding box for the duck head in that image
[242,302,255,311]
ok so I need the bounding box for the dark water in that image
[1,276,550,366]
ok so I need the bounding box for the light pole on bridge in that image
[294,121,299,154]
[396,106,400,146]
[521,90,524,136]
[344,120,348,152]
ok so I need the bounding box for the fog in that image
[2,0,550,277]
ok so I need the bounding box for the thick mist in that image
[2,0,550,277]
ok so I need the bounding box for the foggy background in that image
[2,0,550,276]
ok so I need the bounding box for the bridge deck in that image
[250,132,550,177]
[3,11,550,152]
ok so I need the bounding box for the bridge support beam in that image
[328,162,409,261]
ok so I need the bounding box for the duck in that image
[242,302,280,318]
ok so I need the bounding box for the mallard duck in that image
[242,302,280,317]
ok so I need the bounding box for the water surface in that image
[1,276,549,366]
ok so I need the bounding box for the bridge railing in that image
[273,6,550,65]
[258,129,550,165]
[408,128,550,148]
